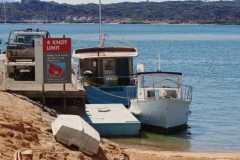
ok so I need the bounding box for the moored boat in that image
[72,47,138,106]
[129,71,192,129]
[72,0,139,106]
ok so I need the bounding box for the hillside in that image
[1,1,240,24]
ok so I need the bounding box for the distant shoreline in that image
[0,21,239,25]
[2,1,240,27]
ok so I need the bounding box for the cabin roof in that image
[137,71,182,76]
[12,28,49,34]
[73,47,138,59]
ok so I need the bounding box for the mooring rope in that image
[87,85,132,100]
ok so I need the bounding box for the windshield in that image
[139,74,181,88]
[8,32,46,44]
[14,34,41,44]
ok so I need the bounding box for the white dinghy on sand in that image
[52,115,100,155]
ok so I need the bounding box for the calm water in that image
[1,23,240,152]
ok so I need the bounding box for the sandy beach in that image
[125,149,240,160]
[0,91,240,160]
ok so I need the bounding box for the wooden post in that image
[63,83,66,113]
[42,83,46,105]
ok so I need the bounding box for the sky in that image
[6,0,162,4]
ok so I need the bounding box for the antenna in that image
[46,5,49,23]
[99,0,104,48]
[157,54,161,71]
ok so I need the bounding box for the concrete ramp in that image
[52,115,100,155]
[85,104,141,137]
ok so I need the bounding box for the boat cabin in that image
[73,47,138,86]
[136,71,192,102]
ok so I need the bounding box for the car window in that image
[14,35,41,44]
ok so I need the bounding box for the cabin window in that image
[147,90,155,98]
[92,61,97,67]
[103,59,116,75]
[14,34,41,44]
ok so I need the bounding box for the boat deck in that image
[84,104,141,137]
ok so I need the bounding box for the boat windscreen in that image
[140,74,181,88]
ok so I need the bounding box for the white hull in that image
[130,98,191,129]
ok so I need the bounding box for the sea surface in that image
[1,23,240,152]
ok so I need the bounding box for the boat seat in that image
[160,88,177,99]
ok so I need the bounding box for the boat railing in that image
[139,84,192,102]
[80,75,192,102]
[180,84,193,102]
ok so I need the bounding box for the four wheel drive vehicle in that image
[6,29,50,61]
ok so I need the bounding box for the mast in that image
[46,5,49,23]
[157,54,161,71]
[99,0,104,48]
[2,0,7,24]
